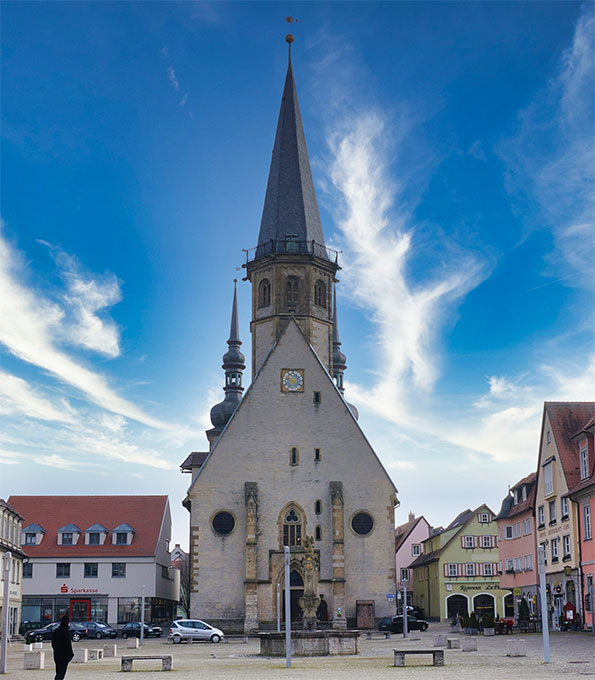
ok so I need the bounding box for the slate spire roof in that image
[257,43,326,253]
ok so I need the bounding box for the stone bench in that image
[432,634,447,647]
[103,643,117,657]
[121,655,173,672]
[447,638,460,649]
[462,638,477,652]
[88,649,103,660]
[72,648,88,663]
[506,639,526,657]
[393,649,445,667]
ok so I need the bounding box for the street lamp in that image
[1,552,12,674]
[538,543,550,663]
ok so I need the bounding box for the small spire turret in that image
[332,286,347,393]
[210,282,245,434]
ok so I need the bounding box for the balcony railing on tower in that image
[244,239,340,264]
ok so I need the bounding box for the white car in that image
[168,619,224,644]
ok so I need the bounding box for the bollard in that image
[126,637,139,649]
[103,643,117,657]
[433,634,447,647]
[506,639,526,657]
[72,648,88,663]
[24,650,45,670]
[462,637,478,652]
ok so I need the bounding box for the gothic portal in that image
[182,39,398,633]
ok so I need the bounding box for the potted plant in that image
[518,597,530,628]
[462,612,471,635]
[469,612,479,635]
[482,613,495,636]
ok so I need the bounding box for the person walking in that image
[51,615,74,680]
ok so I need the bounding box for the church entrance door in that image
[281,569,304,622]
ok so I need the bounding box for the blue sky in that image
[1,2,593,548]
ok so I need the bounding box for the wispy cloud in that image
[0,225,169,429]
[498,7,595,288]
[0,370,75,423]
[167,66,180,92]
[326,112,486,423]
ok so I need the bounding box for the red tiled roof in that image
[498,472,537,519]
[8,496,168,558]
[395,516,429,552]
[545,402,595,492]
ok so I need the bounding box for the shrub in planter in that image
[462,613,471,634]
[469,612,479,635]
[518,597,530,622]
[482,613,495,635]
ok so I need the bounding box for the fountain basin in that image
[259,630,360,656]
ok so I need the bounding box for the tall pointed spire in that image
[257,35,326,254]
[210,281,246,435]
[332,285,347,393]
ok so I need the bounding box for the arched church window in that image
[290,447,299,466]
[290,570,304,587]
[258,279,271,308]
[351,511,374,535]
[283,509,303,547]
[286,277,299,307]
[315,526,322,541]
[314,280,326,308]
[315,500,322,515]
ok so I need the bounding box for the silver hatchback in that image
[168,619,224,644]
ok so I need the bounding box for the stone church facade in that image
[183,40,398,633]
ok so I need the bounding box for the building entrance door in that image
[356,600,375,629]
[281,570,305,622]
[70,599,90,622]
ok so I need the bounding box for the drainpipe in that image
[426,566,431,619]
[571,497,584,627]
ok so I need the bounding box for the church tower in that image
[184,37,398,635]
[244,36,340,376]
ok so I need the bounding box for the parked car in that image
[168,619,224,644]
[119,621,162,638]
[81,621,117,639]
[378,615,429,633]
[406,605,425,619]
[25,622,88,643]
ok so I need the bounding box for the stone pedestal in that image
[126,637,139,649]
[462,638,477,652]
[103,643,117,657]
[33,641,43,649]
[506,639,526,657]
[433,634,447,647]
[447,637,460,649]
[23,643,33,652]
[88,649,103,660]
[332,617,347,630]
[24,650,45,670]
[259,630,360,656]
[72,648,88,663]
[409,631,421,641]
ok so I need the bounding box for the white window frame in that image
[448,563,458,578]
[544,462,553,495]
[481,535,492,548]
[521,486,527,501]
[483,563,493,576]
[400,568,410,582]
[464,535,474,549]
[513,523,521,539]
[478,512,490,523]
[549,500,556,523]
[546,430,551,444]
[551,537,559,561]
[580,443,589,480]
[505,525,513,540]
[584,504,592,540]
[411,543,421,557]
[561,497,569,519]
[466,563,476,577]
[538,506,545,526]
[562,534,571,558]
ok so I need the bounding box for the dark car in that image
[119,621,162,639]
[25,622,88,643]
[378,615,429,633]
[81,621,117,639]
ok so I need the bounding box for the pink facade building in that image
[395,513,431,611]
[496,473,538,618]
[569,415,595,631]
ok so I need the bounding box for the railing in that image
[244,239,340,264]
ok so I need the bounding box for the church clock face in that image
[281,369,304,392]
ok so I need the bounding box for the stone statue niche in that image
[298,536,321,630]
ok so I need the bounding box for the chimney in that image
[408,511,415,522]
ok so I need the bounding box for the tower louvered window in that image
[314,280,326,308]
[259,279,271,308]
[286,277,299,308]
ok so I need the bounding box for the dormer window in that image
[112,523,135,546]
[58,524,81,546]
[21,523,45,547]
[85,523,108,546]
[521,486,527,501]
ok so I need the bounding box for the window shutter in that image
[493,562,498,574]
[474,536,479,548]
[461,536,465,548]
[492,536,496,548]
[477,563,483,576]
[444,564,449,577]
[458,563,463,577]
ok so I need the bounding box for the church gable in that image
[190,318,396,494]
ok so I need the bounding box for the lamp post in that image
[538,544,550,663]
[140,585,146,646]
[402,579,408,639]
[1,552,12,674]
[276,584,281,632]
[284,546,291,668]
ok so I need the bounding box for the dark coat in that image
[51,623,74,663]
